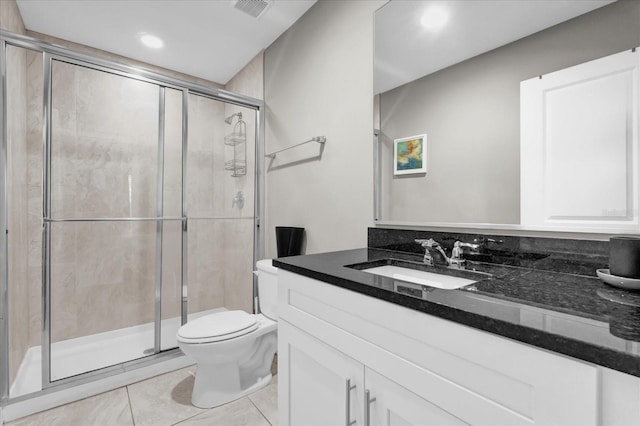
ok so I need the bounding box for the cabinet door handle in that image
[364,389,376,426]
[345,379,356,425]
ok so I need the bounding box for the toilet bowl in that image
[177,259,278,408]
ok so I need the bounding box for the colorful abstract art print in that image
[394,134,427,175]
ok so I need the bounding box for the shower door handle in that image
[345,378,356,425]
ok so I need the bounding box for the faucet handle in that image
[451,241,480,261]
[414,239,435,265]
[414,238,437,248]
[457,241,480,252]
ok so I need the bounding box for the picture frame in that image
[394,134,427,175]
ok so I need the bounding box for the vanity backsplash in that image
[368,228,609,276]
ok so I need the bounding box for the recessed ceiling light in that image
[421,6,449,31]
[137,32,164,49]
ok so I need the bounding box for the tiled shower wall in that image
[26,49,43,350]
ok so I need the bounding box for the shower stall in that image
[0,31,264,415]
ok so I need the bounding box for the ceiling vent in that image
[231,0,273,19]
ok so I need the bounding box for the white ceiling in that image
[375,0,615,94]
[16,0,316,85]
[14,0,617,91]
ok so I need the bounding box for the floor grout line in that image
[248,396,272,426]
[170,413,202,426]
[169,406,212,426]
[125,385,136,426]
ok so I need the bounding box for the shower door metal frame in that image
[0,29,265,404]
[154,86,166,354]
[0,35,10,407]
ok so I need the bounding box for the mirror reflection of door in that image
[521,48,640,233]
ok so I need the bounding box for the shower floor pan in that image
[10,308,222,398]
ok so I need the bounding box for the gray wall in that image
[380,1,640,225]
[264,0,385,257]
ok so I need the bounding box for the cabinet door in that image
[365,368,468,426]
[278,320,364,426]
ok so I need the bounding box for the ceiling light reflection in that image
[137,33,164,49]
[421,7,449,31]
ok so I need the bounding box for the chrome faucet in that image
[415,239,480,269]
[414,238,447,266]
[414,239,434,265]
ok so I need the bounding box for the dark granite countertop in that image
[273,248,640,378]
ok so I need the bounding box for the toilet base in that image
[191,366,273,409]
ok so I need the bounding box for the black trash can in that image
[276,226,305,257]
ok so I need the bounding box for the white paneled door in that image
[521,47,640,232]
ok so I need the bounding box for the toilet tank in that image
[256,259,278,320]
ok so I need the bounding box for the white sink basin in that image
[363,265,476,290]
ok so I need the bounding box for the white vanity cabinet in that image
[280,321,364,426]
[278,269,640,426]
[280,320,460,426]
[365,367,467,426]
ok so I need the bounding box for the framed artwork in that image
[394,134,427,175]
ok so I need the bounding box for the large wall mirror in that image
[374,0,640,232]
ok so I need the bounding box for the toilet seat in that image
[177,310,258,344]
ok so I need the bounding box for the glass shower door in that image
[186,94,256,319]
[47,59,179,381]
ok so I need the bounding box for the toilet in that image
[177,259,278,408]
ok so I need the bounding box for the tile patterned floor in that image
[6,367,278,426]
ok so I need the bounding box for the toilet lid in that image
[177,310,258,343]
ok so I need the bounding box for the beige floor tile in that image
[127,366,206,426]
[5,387,133,426]
[248,377,277,425]
[175,397,270,426]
